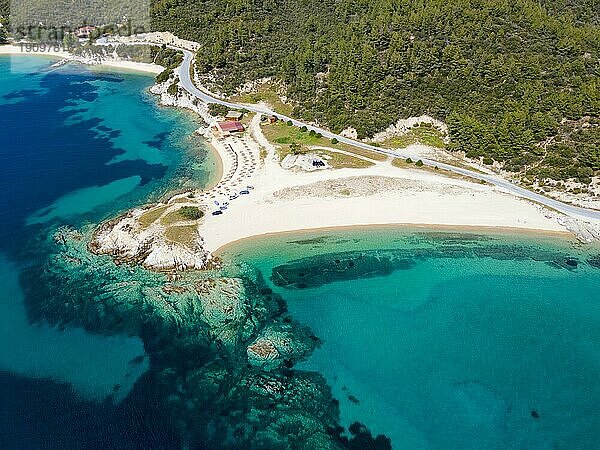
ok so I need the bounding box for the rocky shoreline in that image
[87,70,223,272]
[22,225,391,449]
[12,53,392,447]
[90,206,210,271]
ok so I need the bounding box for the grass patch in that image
[138,205,168,229]
[165,225,198,248]
[319,151,374,169]
[262,121,387,162]
[172,197,194,204]
[377,124,446,149]
[240,112,255,127]
[179,206,204,220]
[161,206,204,225]
[392,158,488,185]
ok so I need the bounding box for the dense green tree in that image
[146,0,598,183]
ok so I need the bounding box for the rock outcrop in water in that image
[90,209,210,271]
[21,226,391,449]
[247,322,318,371]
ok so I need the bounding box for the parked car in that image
[240,190,250,195]
[212,210,223,216]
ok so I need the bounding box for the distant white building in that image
[76,26,96,39]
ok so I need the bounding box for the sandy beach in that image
[2,42,593,255]
[0,44,163,74]
[11,39,589,270]
[200,147,569,254]
[160,115,590,261]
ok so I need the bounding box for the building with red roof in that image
[212,121,245,138]
[217,121,245,133]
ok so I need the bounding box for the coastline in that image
[215,223,577,257]
[196,128,575,255]
[203,138,225,191]
[0,44,163,74]
[7,40,596,272]
[3,30,600,450]
[90,110,596,271]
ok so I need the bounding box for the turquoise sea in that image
[1,54,600,449]
[222,229,600,449]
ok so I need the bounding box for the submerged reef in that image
[272,251,412,289]
[20,226,390,449]
[271,234,584,289]
[588,254,600,269]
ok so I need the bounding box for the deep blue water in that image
[0,55,215,253]
[0,55,213,448]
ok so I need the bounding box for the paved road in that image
[176,49,600,221]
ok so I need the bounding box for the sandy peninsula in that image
[9,38,594,270]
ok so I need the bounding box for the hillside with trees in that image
[8,0,150,32]
[150,0,599,186]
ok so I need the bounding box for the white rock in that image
[371,115,448,143]
[340,127,358,139]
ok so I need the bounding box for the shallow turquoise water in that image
[224,229,600,449]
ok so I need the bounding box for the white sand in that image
[0,44,70,58]
[195,118,569,254]
[90,59,163,74]
[0,44,163,74]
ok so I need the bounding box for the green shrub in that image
[290,142,303,155]
[208,104,229,117]
[415,160,424,167]
[178,206,203,220]
[331,138,339,145]
[405,158,413,164]
[167,83,179,96]
[156,68,172,84]
[57,0,600,188]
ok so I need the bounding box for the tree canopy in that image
[112,1,600,182]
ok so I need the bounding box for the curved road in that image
[175,49,600,221]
